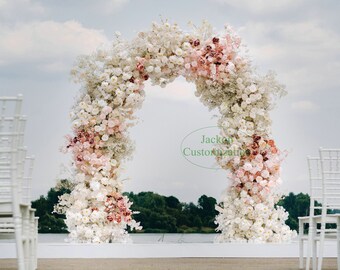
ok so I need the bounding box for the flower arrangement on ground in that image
[55,20,296,243]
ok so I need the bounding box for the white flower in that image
[95,193,105,201]
[243,162,252,171]
[98,100,106,107]
[261,170,270,178]
[92,108,99,115]
[249,85,257,93]
[69,230,78,239]
[82,209,91,217]
[74,213,82,223]
[122,73,131,80]
[101,177,109,185]
[175,48,183,56]
[226,128,234,135]
[110,76,118,84]
[72,120,81,128]
[81,216,89,224]
[85,229,93,238]
[112,68,122,76]
[160,56,168,63]
[101,134,109,142]
[182,42,191,50]
[146,66,154,73]
[90,181,100,191]
[92,236,101,243]
[260,180,267,187]
[245,182,252,189]
[90,211,100,222]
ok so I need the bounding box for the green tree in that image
[277,192,311,232]
[31,179,72,233]
[197,195,217,227]
[33,186,318,234]
[165,196,181,209]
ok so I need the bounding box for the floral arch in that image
[56,21,296,243]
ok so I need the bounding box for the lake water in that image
[38,233,219,243]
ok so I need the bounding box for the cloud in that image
[213,0,304,14]
[71,0,129,15]
[0,0,45,21]
[100,0,129,13]
[291,100,320,113]
[0,20,109,71]
[0,0,129,21]
[239,21,340,94]
[241,21,340,63]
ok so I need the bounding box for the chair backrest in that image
[0,95,25,214]
[21,156,35,205]
[0,95,23,139]
[0,95,23,115]
[0,138,21,208]
[307,156,323,216]
[319,148,340,212]
[0,146,14,204]
[0,117,27,198]
[0,116,26,151]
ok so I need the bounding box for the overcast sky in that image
[1,0,339,203]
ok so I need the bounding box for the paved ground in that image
[0,258,338,270]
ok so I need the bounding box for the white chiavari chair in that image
[23,156,38,270]
[0,95,26,270]
[317,148,340,270]
[298,156,321,269]
[298,155,339,270]
[0,95,38,270]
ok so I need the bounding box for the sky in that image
[0,0,339,203]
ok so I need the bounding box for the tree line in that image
[31,180,325,233]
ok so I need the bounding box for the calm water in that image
[37,233,219,243]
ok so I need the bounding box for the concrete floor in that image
[0,258,338,270]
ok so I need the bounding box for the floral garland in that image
[55,21,296,243]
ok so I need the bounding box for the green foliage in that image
[124,192,217,233]
[32,185,323,234]
[31,179,71,233]
[277,192,337,232]
[277,192,311,232]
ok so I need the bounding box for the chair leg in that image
[29,211,35,270]
[299,220,304,269]
[318,223,326,270]
[311,219,318,270]
[313,240,317,270]
[13,214,25,270]
[337,218,340,270]
[306,220,315,270]
[299,238,304,269]
[34,217,39,270]
[22,208,30,270]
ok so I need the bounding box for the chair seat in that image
[300,233,338,240]
[0,229,15,233]
[0,232,15,238]
[0,232,31,241]
[298,214,340,223]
